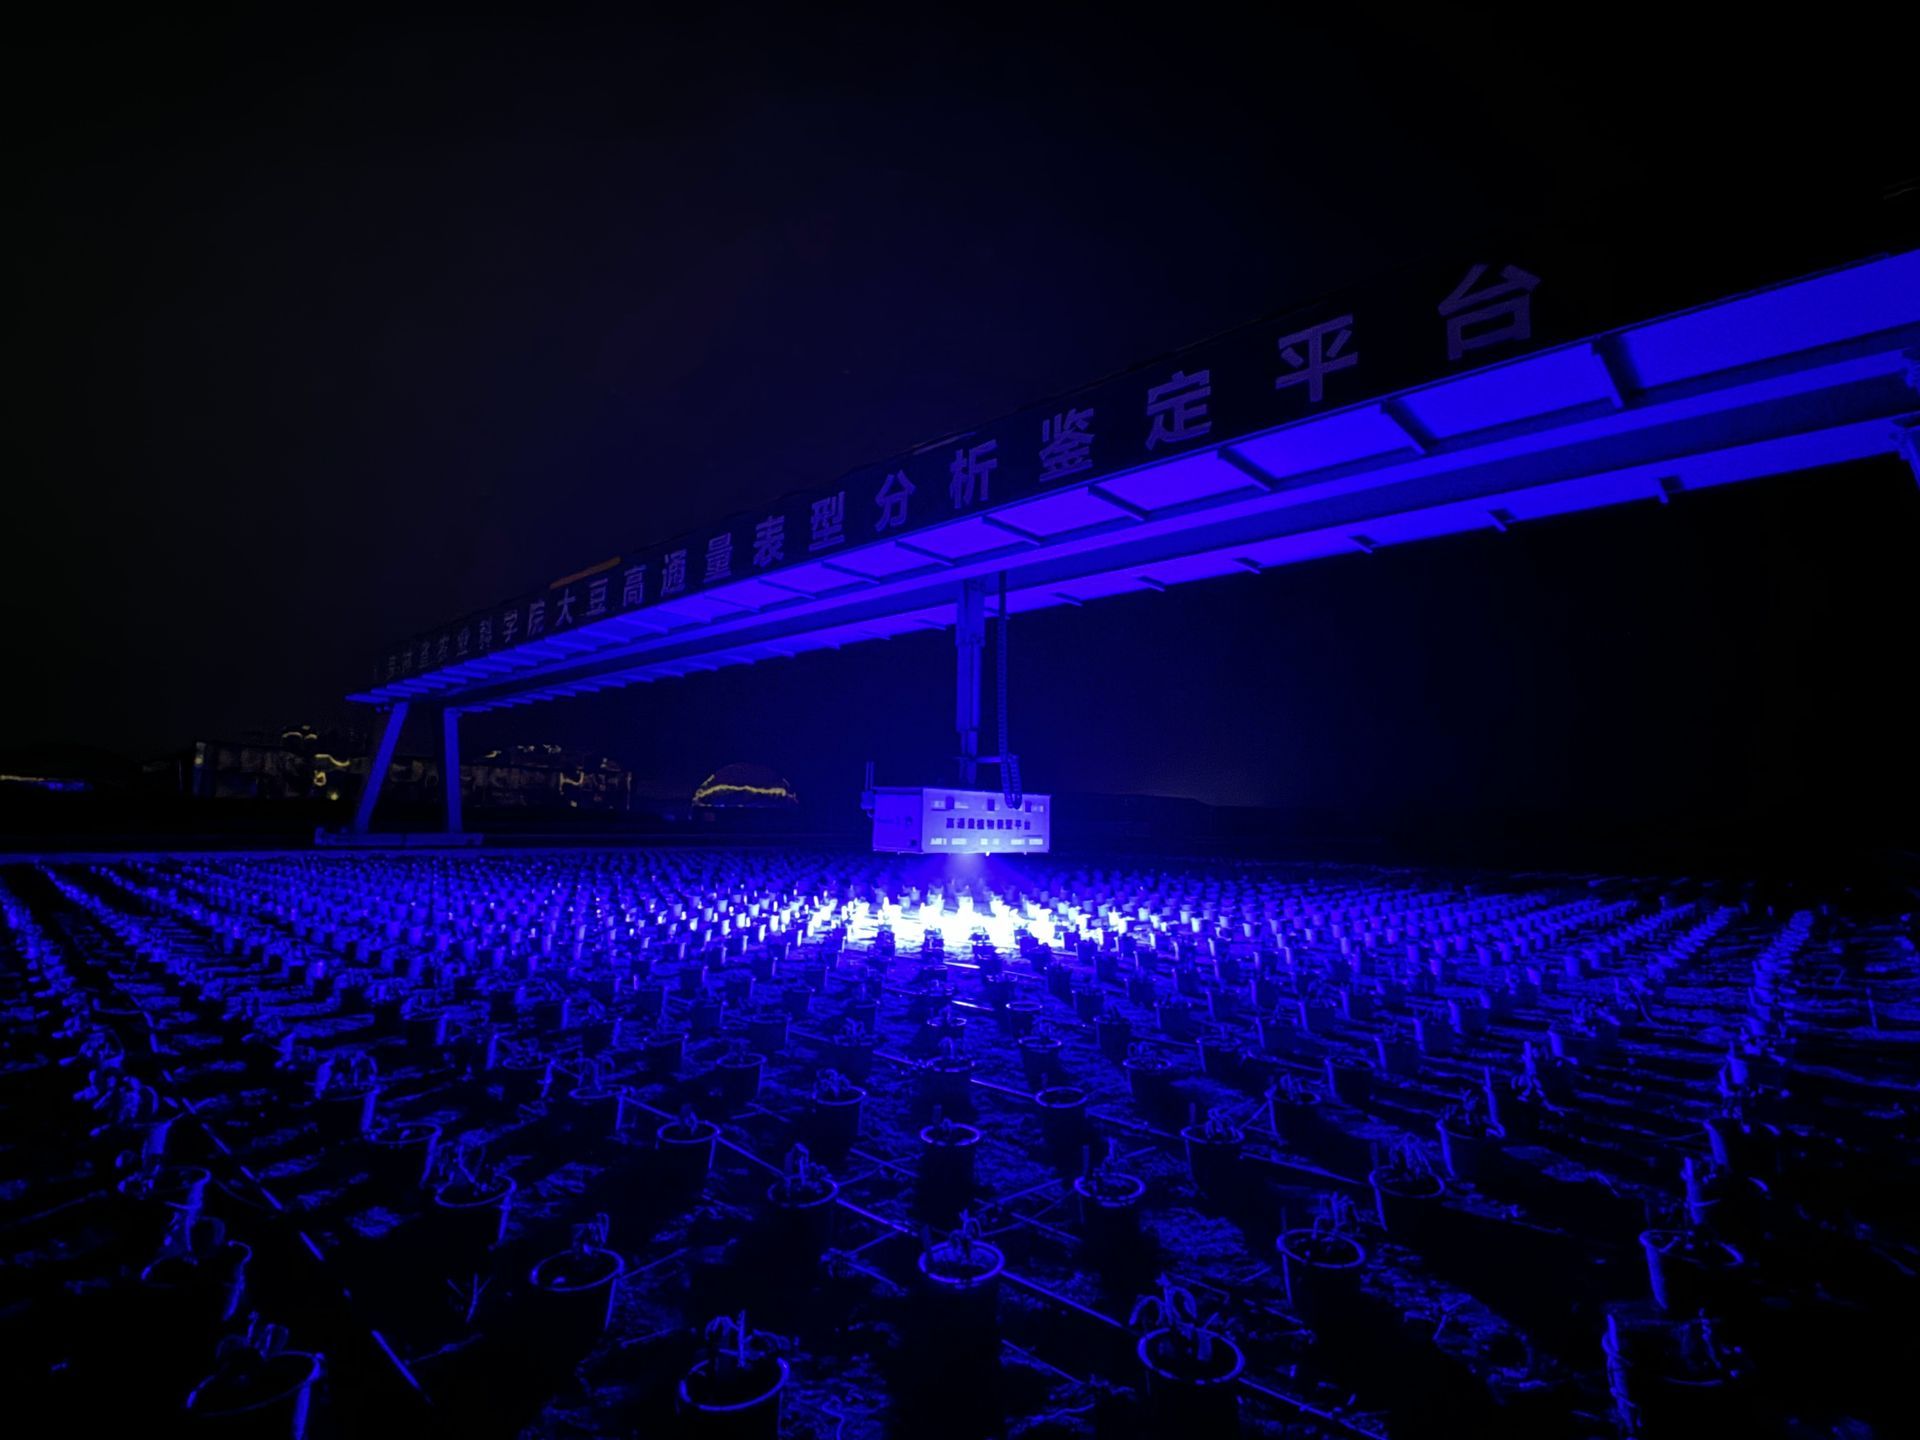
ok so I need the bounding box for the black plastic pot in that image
[1125,1054,1177,1110]
[1275,1229,1366,1326]
[916,1056,977,1109]
[117,1165,211,1256]
[433,1175,515,1258]
[526,1245,625,1360]
[906,984,954,1023]
[1137,1328,1245,1436]
[629,983,667,1024]
[498,1055,552,1108]
[578,1016,615,1056]
[1001,999,1042,1036]
[827,1035,874,1081]
[1093,1013,1133,1063]
[715,1052,765,1109]
[1640,1230,1745,1314]
[1158,1000,1198,1040]
[809,1088,865,1150]
[642,1028,688,1077]
[657,1117,721,1191]
[917,1239,1005,1335]
[565,1083,628,1139]
[1196,1034,1242,1084]
[367,1121,441,1192]
[1034,1085,1089,1154]
[745,1011,789,1055]
[677,1355,789,1439]
[1181,1123,1244,1198]
[138,1239,252,1338]
[1324,1056,1373,1106]
[1267,1086,1329,1153]
[1073,1170,1147,1251]
[182,1349,323,1439]
[766,1175,839,1252]
[1705,1116,1781,1177]
[1369,1166,1446,1239]
[917,1121,981,1211]
[404,1008,450,1056]
[1018,1034,1062,1088]
[1604,1315,1750,1438]
[313,1083,380,1142]
[1437,1120,1505,1185]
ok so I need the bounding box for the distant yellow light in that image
[692,775,797,806]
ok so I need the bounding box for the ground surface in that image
[3,849,1917,1437]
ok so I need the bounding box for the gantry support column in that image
[441,706,464,835]
[955,577,988,788]
[352,701,410,835]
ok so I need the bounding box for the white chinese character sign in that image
[1039,407,1095,482]
[380,242,1609,684]
[753,515,785,568]
[1440,263,1539,361]
[874,471,914,532]
[1275,315,1358,405]
[948,441,999,510]
[1145,370,1211,449]
[809,492,846,551]
[661,549,688,596]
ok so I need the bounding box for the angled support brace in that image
[353,701,410,835]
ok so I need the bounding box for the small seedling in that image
[1128,1275,1228,1364]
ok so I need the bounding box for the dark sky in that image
[11,11,1917,853]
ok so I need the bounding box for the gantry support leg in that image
[1894,417,1920,490]
[352,701,410,835]
[955,578,988,788]
[441,706,464,835]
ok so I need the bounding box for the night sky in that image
[11,13,1917,858]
